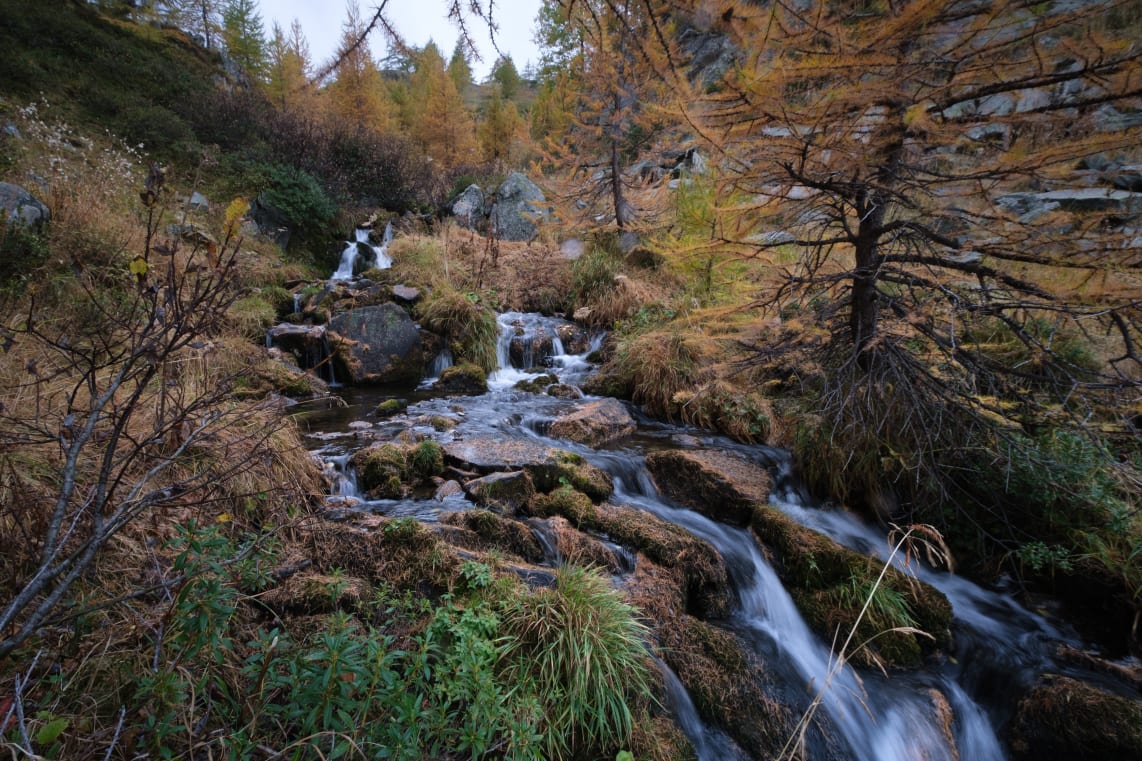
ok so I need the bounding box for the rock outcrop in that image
[0,181,50,230]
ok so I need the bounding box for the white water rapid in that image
[332,223,393,280]
[293,312,1116,761]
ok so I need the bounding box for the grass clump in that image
[499,565,655,761]
[417,287,499,374]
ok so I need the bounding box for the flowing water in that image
[291,312,1111,761]
[331,223,393,280]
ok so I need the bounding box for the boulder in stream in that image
[548,398,636,448]
[647,448,772,526]
[1008,674,1142,761]
[443,439,613,502]
[329,303,426,385]
[463,470,536,513]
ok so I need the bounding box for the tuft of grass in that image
[417,287,499,374]
[500,566,655,761]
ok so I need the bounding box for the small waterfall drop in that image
[332,223,393,280]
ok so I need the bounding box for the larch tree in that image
[538,0,670,230]
[325,2,392,132]
[404,42,477,168]
[677,0,1141,550]
[221,0,267,81]
[266,19,314,111]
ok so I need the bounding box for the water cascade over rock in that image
[292,312,1141,761]
[332,223,393,280]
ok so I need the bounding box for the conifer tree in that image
[266,19,313,110]
[448,41,474,99]
[674,0,1142,529]
[325,2,392,132]
[490,54,522,99]
[479,85,522,168]
[405,42,477,168]
[221,0,267,80]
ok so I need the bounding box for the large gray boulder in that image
[490,172,549,241]
[451,184,485,229]
[548,398,636,448]
[0,182,50,231]
[329,303,427,384]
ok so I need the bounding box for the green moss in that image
[375,398,408,417]
[435,362,489,395]
[751,504,951,668]
[529,486,598,527]
[440,509,545,562]
[429,416,457,431]
[514,373,558,394]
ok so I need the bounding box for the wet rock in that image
[443,440,613,501]
[267,324,330,373]
[439,509,545,562]
[647,449,772,526]
[536,516,629,573]
[0,181,49,230]
[463,470,536,513]
[432,362,488,395]
[548,398,636,448]
[513,373,558,394]
[1008,675,1142,761]
[490,172,549,241]
[433,480,464,501]
[547,384,583,399]
[390,284,421,304]
[596,502,731,619]
[329,303,426,385]
[751,504,952,668]
[626,560,794,758]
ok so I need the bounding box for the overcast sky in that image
[256,0,544,81]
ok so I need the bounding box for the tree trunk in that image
[851,194,886,367]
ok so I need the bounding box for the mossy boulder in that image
[1008,675,1142,761]
[351,440,443,499]
[433,362,488,395]
[627,562,793,759]
[513,373,558,394]
[375,398,408,418]
[647,449,772,526]
[528,486,598,527]
[596,502,731,620]
[329,303,427,384]
[439,509,545,562]
[751,504,952,668]
[351,443,410,499]
[548,398,637,448]
[463,470,537,513]
[442,440,613,502]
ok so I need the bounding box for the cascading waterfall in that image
[332,223,393,280]
[293,312,1111,761]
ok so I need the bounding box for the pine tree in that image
[266,19,314,110]
[490,54,522,100]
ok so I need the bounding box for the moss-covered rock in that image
[513,373,558,394]
[647,449,771,526]
[351,443,410,499]
[375,398,408,417]
[1008,675,1142,761]
[433,361,488,395]
[464,470,536,513]
[751,504,952,668]
[439,509,545,562]
[528,486,598,527]
[596,502,731,620]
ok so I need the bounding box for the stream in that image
[289,310,1105,761]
